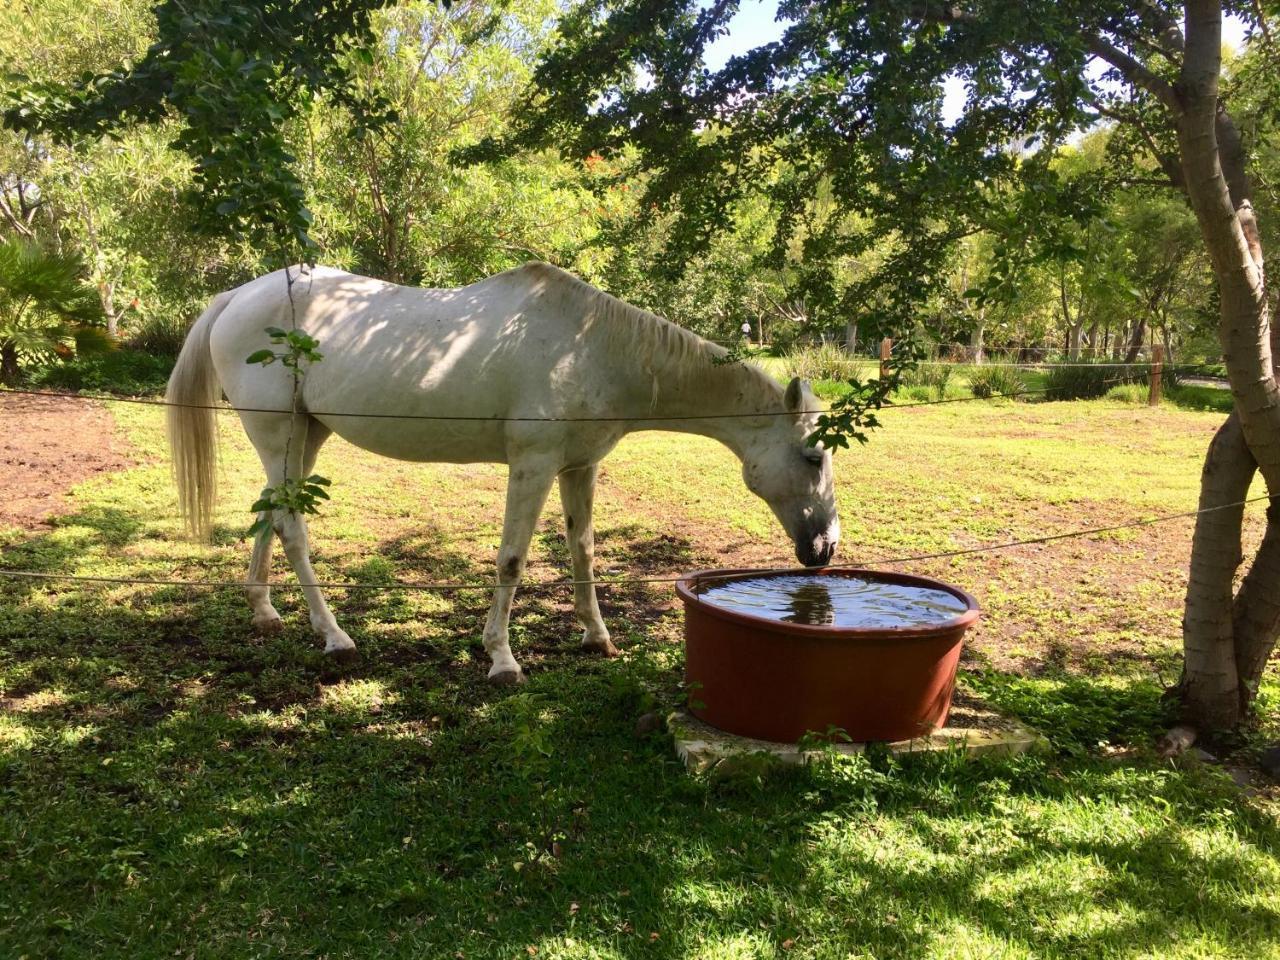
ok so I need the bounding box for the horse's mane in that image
[511,261,780,403]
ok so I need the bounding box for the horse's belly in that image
[318,416,511,464]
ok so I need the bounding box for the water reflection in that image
[696,574,968,628]
[782,581,836,625]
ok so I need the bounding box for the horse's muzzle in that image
[795,526,838,568]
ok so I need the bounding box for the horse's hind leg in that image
[558,465,617,657]
[246,530,282,633]
[245,420,332,636]
[483,453,559,684]
[242,413,353,659]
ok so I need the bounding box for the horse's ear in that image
[784,377,810,413]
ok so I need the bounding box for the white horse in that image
[166,262,839,682]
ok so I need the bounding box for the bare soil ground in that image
[0,393,135,531]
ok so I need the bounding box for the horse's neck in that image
[619,339,784,455]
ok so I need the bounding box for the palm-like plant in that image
[0,237,106,384]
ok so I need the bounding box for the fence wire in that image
[1,373,1155,423]
[0,495,1269,595]
[0,372,1246,596]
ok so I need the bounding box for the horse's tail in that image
[167,290,234,540]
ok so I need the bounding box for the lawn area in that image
[1,392,1278,959]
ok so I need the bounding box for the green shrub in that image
[898,363,953,399]
[127,313,191,357]
[781,342,866,382]
[1043,361,1152,401]
[28,349,174,395]
[963,363,1028,400]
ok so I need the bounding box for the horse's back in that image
[207,264,624,465]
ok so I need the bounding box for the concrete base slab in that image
[669,695,1048,776]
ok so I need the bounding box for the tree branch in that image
[1086,36,1181,111]
[0,194,35,240]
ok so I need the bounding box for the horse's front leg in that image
[559,464,617,657]
[484,455,558,685]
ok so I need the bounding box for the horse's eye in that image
[802,449,824,466]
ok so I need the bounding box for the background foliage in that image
[0,0,1263,380]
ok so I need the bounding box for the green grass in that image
[2,398,1278,959]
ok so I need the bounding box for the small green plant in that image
[797,724,854,755]
[246,474,331,539]
[1105,383,1149,405]
[245,326,324,368]
[244,319,329,538]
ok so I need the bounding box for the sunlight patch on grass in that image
[0,715,35,752]
[319,678,399,716]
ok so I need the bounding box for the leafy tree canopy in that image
[4,0,401,254]
[474,0,1189,329]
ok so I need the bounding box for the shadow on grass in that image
[963,667,1175,755]
[2,514,1278,959]
[0,506,148,582]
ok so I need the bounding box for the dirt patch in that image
[0,392,135,531]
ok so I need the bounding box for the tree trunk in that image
[1232,501,1280,706]
[845,317,857,356]
[969,319,985,364]
[0,341,18,384]
[99,280,119,341]
[1058,271,1083,360]
[1179,414,1253,728]
[1124,316,1146,363]
[1177,0,1280,731]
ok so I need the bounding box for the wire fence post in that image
[879,337,892,380]
[1149,344,1164,407]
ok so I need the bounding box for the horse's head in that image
[739,377,840,567]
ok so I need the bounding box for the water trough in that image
[676,568,982,744]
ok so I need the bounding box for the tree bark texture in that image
[1176,0,1280,729]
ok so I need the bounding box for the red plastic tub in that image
[676,568,980,743]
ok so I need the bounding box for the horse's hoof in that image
[325,645,360,666]
[252,615,284,635]
[488,669,526,686]
[582,636,620,658]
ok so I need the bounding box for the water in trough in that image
[694,573,969,628]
